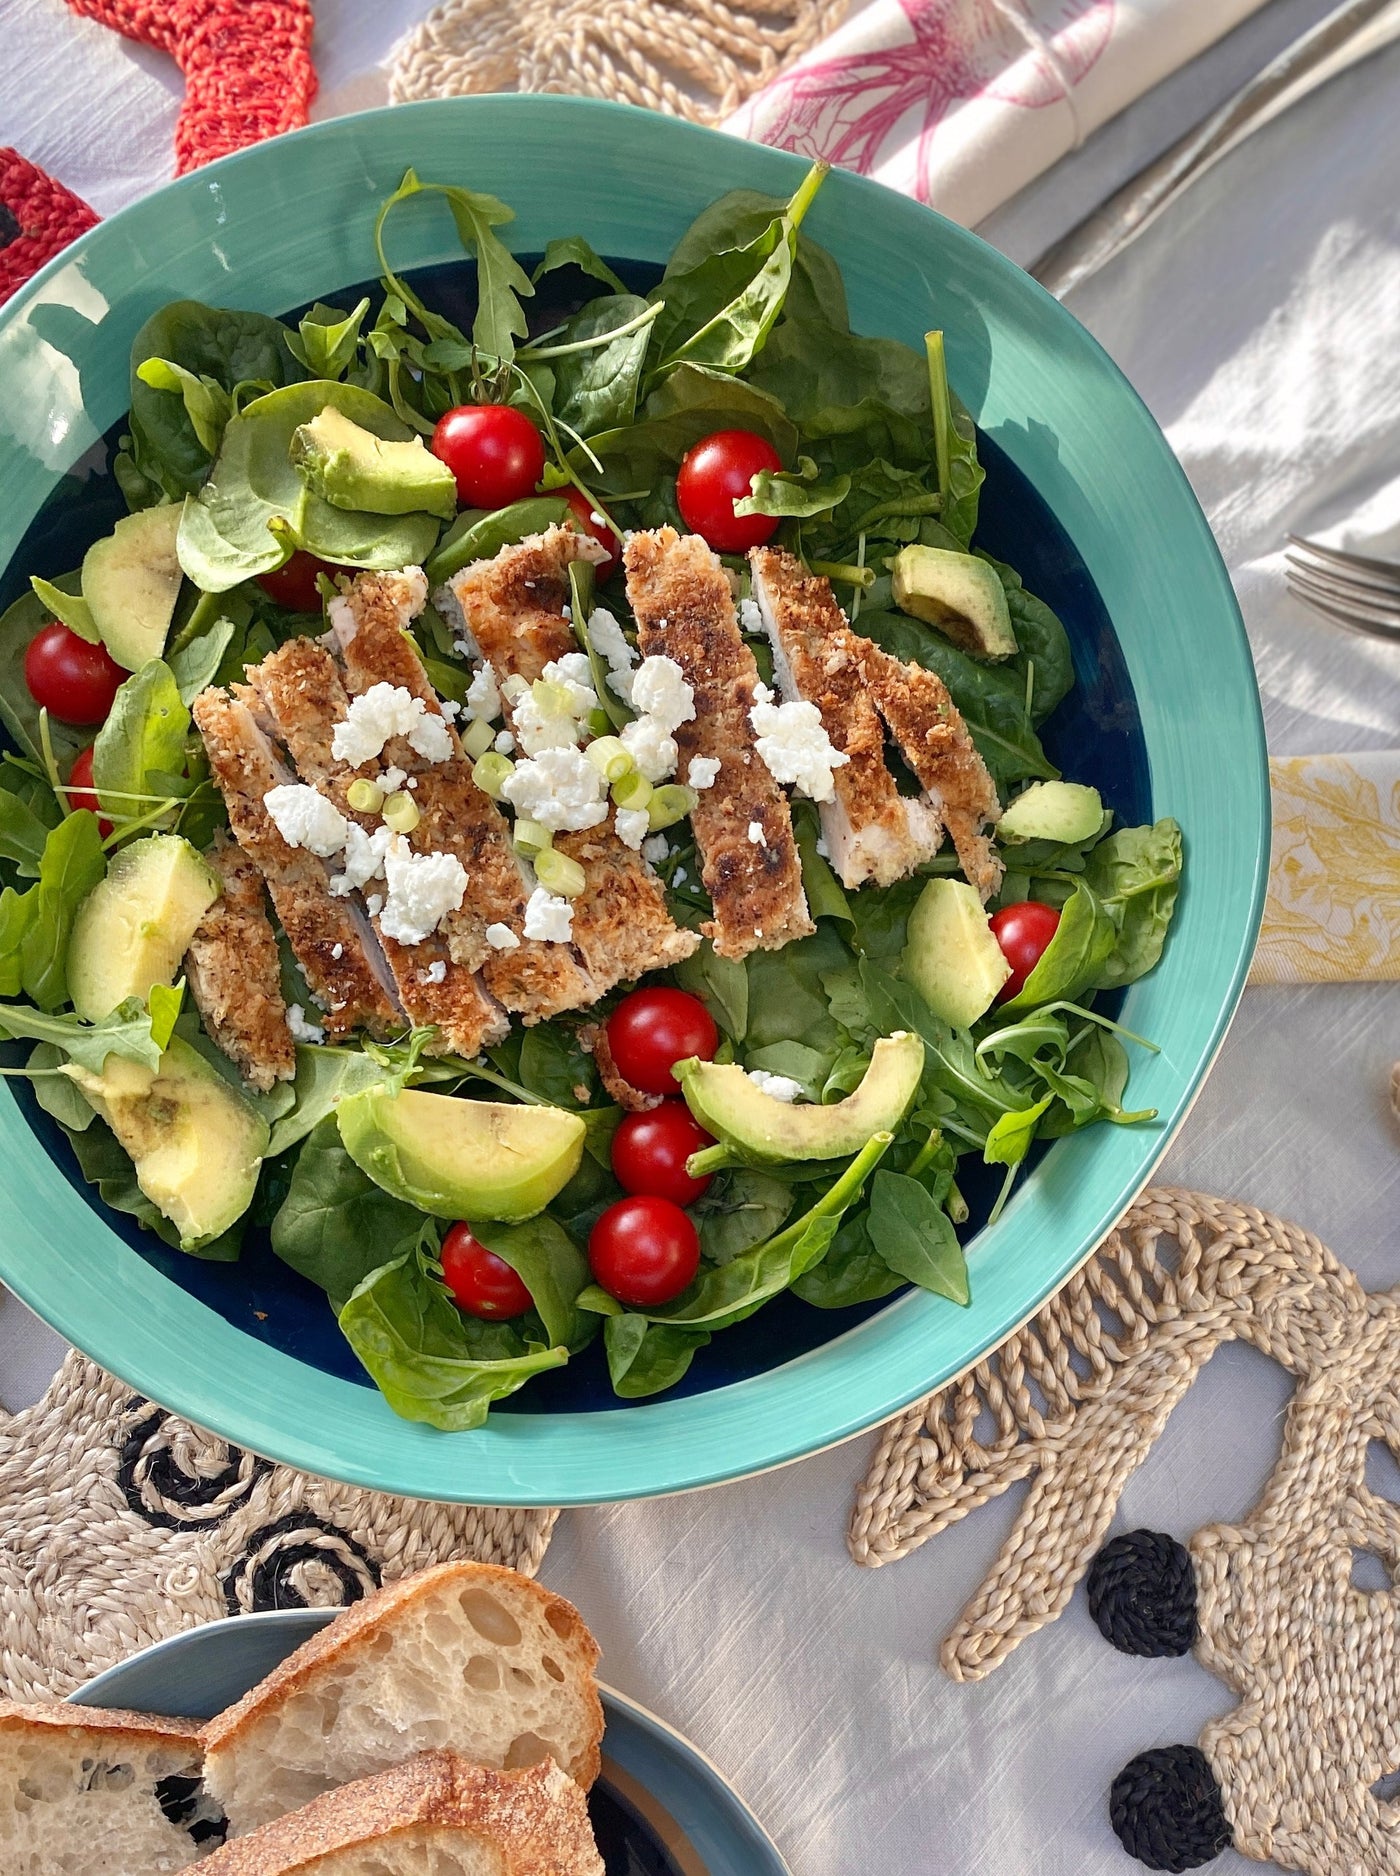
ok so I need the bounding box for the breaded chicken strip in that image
[183,832,295,1091]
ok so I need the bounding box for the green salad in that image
[0,163,1183,1427]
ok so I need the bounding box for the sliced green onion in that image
[533,847,586,898]
[532,678,574,717]
[346,778,385,814]
[586,736,634,784]
[513,818,553,860]
[460,716,495,760]
[647,784,698,832]
[382,790,420,834]
[612,770,653,812]
[472,753,514,799]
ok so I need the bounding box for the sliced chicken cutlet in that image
[852,642,1004,901]
[748,547,943,890]
[183,831,295,1092]
[247,637,508,1059]
[192,686,403,1039]
[624,527,813,960]
[445,531,697,994]
[327,569,595,1024]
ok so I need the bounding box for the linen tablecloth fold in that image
[727,0,1273,227]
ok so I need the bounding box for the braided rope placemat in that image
[0,1350,556,1703]
[389,0,850,125]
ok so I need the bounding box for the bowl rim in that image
[0,93,1268,1505]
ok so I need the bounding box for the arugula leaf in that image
[285,299,371,381]
[92,661,188,827]
[469,1214,591,1350]
[603,1314,711,1397]
[0,775,59,879]
[271,1113,423,1307]
[27,1041,95,1130]
[338,1252,566,1430]
[10,811,105,1009]
[0,583,93,771]
[30,575,98,642]
[376,169,534,367]
[1081,819,1184,989]
[531,236,628,296]
[548,294,656,438]
[167,619,235,706]
[425,496,570,587]
[0,996,168,1073]
[868,1168,969,1303]
[982,1094,1053,1168]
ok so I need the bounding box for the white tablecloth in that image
[6,3,1400,1871]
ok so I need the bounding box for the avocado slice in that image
[67,1038,267,1250]
[677,1032,923,1164]
[998,780,1104,846]
[81,505,183,671]
[290,405,458,521]
[68,835,220,1023]
[336,1086,587,1222]
[902,878,1010,1028]
[890,545,1017,660]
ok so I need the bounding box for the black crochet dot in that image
[1087,1530,1197,1656]
[1110,1746,1233,1872]
[0,203,20,249]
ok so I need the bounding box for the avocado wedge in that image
[677,1032,924,1164]
[891,544,1016,660]
[68,834,220,1022]
[81,504,183,671]
[337,1086,586,1223]
[901,877,1010,1028]
[290,405,457,521]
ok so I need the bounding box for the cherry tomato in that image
[256,550,332,612]
[431,404,545,508]
[611,1102,715,1206]
[675,428,783,553]
[66,744,112,837]
[589,1195,700,1307]
[564,486,621,580]
[989,900,1062,1003]
[440,1223,533,1320]
[605,986,719,1096]
[24,622,125,726]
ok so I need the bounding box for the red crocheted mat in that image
[0,150,99,305]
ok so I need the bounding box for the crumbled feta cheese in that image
[379,765,407,794]
[378,836,468,946]
[620,714,678,783]
[494,729,516,756]
[264,784,348,858]
[687,755,720,791]
[331,942,343,959]
[286,1003,325,1045]
[465,662,501,724]
[366,893,384,917]
[752,679,775,708]
[674,866,688,886]
[485,922,521,951]
[500,746,608,832]
[328,822,391,897]
[630,655,695,733]
[614,807,651,851]
[642,833,669,865]
[746,1068,803,1103]
[739,596,763,635]
[439,698,461,719]
[512,688,583,757]
[750,696,850,803]
[423,959,447,984]
[586,606,637,704]
[331,682,452,766]
[523,886,574,943]
[747,820,765,845]
[541,653,599,718]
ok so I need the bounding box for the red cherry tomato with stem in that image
[675,428,783,553]
[989,901,1062,1003]
[565,486,621,580]
[589,1196,700,1308]
[24,622,126,726]
[431,404,546,508]
[605,986,719,1096]
[611,1102,715,1206]
[439,1223,533,1320]
[66,744,112,837]
[256,550,332,613]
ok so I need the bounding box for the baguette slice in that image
[0,1699,215,1873]
[197,1751,603,1876]
[202,1564,603,1838]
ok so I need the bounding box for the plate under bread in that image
[71,1608,787,1876]
[0,95,1268,1504]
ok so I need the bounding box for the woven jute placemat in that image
[0,1350,556,1703]
[389,0,850,124]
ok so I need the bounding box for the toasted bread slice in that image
[0,1699,215,1873]
[197,1751,602,1876]
[202,1564,603,1838]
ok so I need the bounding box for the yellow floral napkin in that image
[1251,752,1400,985]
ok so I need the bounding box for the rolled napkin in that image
[1252,751,1400,984]
[727,0,1273,227]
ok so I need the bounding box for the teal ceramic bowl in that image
[0,96,1267,1505]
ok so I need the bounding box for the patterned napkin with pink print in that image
[728,0,1272,227]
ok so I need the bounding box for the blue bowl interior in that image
[0,247,1148,1414]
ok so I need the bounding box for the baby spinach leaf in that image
[868,1168,969,1304]
[0,996,166,1073]
[982,1094,1053,1167]
[13,810,104,1010]
[377,169,534,367]
[271,1113,423,1306]
[0,584,93,771]
[30,575,97,642]
[27,1041,95,1131]
[470,1214,590,1350]
[264,1045,392,1156]
[167,619,235,706]
[846,873,924,963]
[743,1040,832,1102]
[285,299,370,381]
[735,456,851,521]
[673,940,748,1041]
[1081,819,1184,989]
[550,294,655,438]
[603,1314,711,1397]
[978,554,1074,724]
[744,924,849,1054]
[531,236,628,296]
[1000,879,1116,1012]
[425,496,570,587]
[697,1168,793,1264]
[177,381,443,593]
[135,358,234,458]
[926,332,984,549]
[338,1252,565,1430]
[791,1212,905,1308]
[92,660,188,826]
[584,365,797,494]
[517,1024,598,1108]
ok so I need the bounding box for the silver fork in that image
[1284,534,1400,641]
